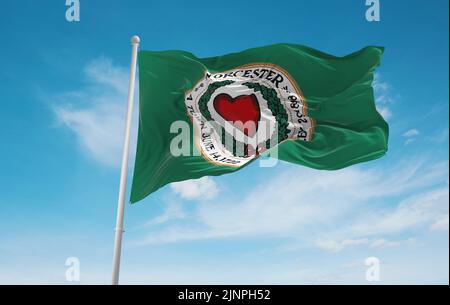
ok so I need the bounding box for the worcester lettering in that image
[210,69,285,88]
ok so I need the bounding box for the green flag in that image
[130,44,388,203]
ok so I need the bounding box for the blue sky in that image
[0,0,448,284]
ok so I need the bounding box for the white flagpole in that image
[111,35,140,285]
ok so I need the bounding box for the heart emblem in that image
[213,93,261,137]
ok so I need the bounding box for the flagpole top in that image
[131,35,140,45]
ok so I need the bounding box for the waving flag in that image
[130,44,388,203]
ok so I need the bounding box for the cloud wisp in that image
[373,73,395,121]
[170,177,219,200]
[130,158,449,250]
[403,128,420,145]
[53,57,137,167]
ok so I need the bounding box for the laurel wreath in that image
[198,80,290,157]
[242,82,290,146]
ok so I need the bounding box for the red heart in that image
[213,93,260,137]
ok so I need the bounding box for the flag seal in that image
[185,63,315,167]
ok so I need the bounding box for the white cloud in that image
[314,237,417,253]
[143,201,186,226]
[404,138,415,145]
[376,106,392,121]
[55,103,126,166]
[370,238,416,249]
[430,214,449,231]
[403,129,420,138]
[403,129,420,144]
[131,159,449,249]
[315,238,369,253]
[170,177,219,200]
[53,57,136,167]
[84,58,129,95]
[347,187,448,236]
[373,73,395,120]
[373,73,394,104]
